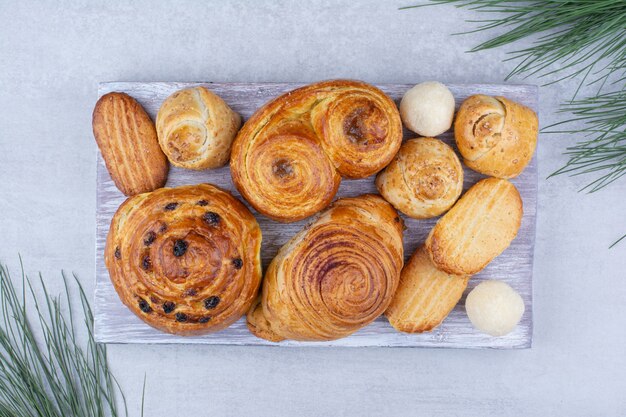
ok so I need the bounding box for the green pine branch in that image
[0,260,133,416]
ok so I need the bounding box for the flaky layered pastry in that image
[156,86,241,170]
[92,92,169,196]
[247,194,404,341]
[230,80,403,222]
[455,95,538,178]
[376,137,463,219]
[386,245,469,333]
[105,184,262,335]
[425,177,523,276]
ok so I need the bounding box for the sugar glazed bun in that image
[425,177,523,276]
[455,95,538,178]
[92,92,169,196]
[399,81,455,137]
[376,137,463,219]
[230,80,403,222]
[465,280,525,336]
[105,184,262,335]
[386,245,469,333]
[247,194,404,342]
[156,86,242,170]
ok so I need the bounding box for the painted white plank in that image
[94,81,537,348]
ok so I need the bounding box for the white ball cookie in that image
[400,81,455,137]
[465,280,524,336]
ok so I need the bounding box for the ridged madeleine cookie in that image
[92,92,169,196]
[386,246,469,333]
[455,95,538,178]
[156,86,241,170]
[247,194,404,341]
[376,137,463,219]
[425,177,523,275]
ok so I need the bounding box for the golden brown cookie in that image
[92,92,168,196]
[386,245,469,333]
[425,177,523,275]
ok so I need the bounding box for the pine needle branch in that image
[0,261,130,416]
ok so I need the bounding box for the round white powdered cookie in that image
[399,81,455,137]
[465,280,525,336]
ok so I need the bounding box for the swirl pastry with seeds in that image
[376,137,463,219]
[105,184,262,335]
[230,80,403,222]
[247,194,404,341]
[455,95,538,178]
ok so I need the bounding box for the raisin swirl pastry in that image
[230,80,403,222]
[247,194,404,342]
[105,184,262,335]
[455,95,538,178]
[376,137,463,219]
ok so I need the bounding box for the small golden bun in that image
[376,137,463,219]
[454,95,538,178]
[156,87,241,170]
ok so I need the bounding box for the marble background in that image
[0,1,624,416]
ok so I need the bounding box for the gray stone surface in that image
[0,0,624,416]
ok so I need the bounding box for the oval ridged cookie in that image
[425,177,523,275]
[386,245,469,333]
[93,92,169,196]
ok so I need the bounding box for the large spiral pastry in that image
[454,95,538,178]
[230,80,403,222]
[105,184,262,335]
[247,194,404,342]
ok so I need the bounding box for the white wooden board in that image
[94,81,537,348]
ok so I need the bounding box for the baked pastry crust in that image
[247,194,404,341]
[231,80,402,222]
[385,245,469,333]
[156,87,241,170]
[105,184,262,335]
[92,92,168,196]
[376,137,463,219]
[455,95,538,178]
[425,177,523,275]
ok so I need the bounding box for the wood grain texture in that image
[95,81,537,348]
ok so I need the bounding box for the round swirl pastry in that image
[156,87,242,170]
[376,137,463,219]
[247,194,404,342]
[105,184,262,335]
[455,95,538,178]
[230,80,403,222]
